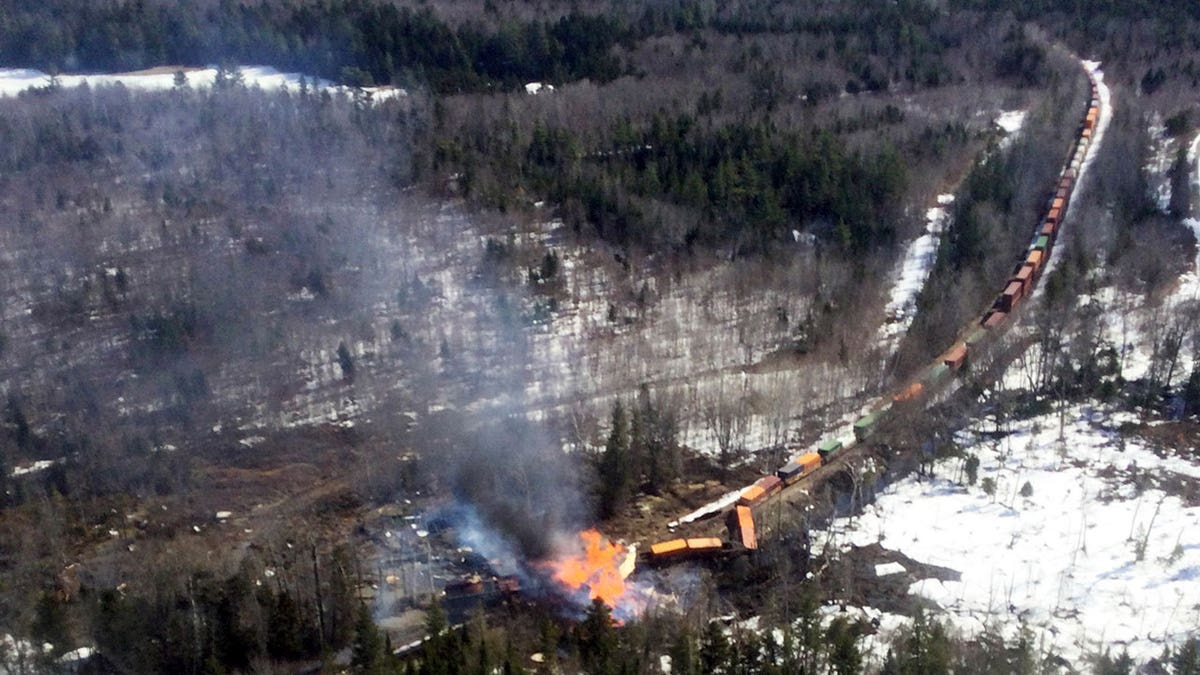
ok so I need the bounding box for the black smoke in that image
[422,412,591,561]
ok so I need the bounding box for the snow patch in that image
[878,195,955,347]
[875,561,906,576]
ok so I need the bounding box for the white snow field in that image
[816,403,1200,667]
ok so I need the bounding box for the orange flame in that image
[545,529,631,608]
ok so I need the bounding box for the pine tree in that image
[423,602,453,675]
[597,400,632,519]
[699,619,729,674]
[338,341,356,381]
[668,625,699,675]
[1173,638,1200,675]
[826,617,862,675]
[577,599,617,674]
[352,604,385,674]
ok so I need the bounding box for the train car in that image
[755,474,783,498]
[994,280,1023,313]
[941,342,968,370]
[817,438,843,460]
[737,475,782,506]
[646,538,728,562]
[1026,249,1044,276]
[727,505,758,550]
[893,381,923,404]
[736,483,766,507]
[1011,264,1034,295]
[853,413,880,442]
[777,451,822,484]
[650,539,688,558]
[1042,206,1061,238]
[776,459,804,483]
[1032,235,1050,252]
[1085,108,1098,130]
[686,538,726,554]
[982,310,1007,328]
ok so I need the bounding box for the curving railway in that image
[646,59,1107,562]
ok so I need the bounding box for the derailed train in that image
[647,67,1103,563]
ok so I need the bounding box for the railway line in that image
[646,58,1108,563]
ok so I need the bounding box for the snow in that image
[9,459,56,477]
[1146,113,1178,213]
[0,65,406,101]
[878,195,955,347]
[814,402,1200,667]
[1176,133,1200,303]
[995,110,1027,135]
[995,109,1028,151]
[875,561,906,576]
[59,647,94,663]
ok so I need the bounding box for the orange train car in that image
[727,505,758,550]
[736,484,766,507]
[650,539,688,557]
[941,342,968,370]
[994,280,1023,313]
[647,537,726,561]
[893,381,924,404]
[736,474,783,507]
[1026,249,1044,275]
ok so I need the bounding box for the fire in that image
[544,529,634,608]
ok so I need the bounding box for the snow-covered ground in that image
[814,403,1200,667]
[0,65,405,100]
[878,194,955,348]
[996,109,1028,148]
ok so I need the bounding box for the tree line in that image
[0,0,627,93]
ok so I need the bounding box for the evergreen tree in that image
[894,609,952,675]
[352,603,386,674]
[1174,638,1200,675]
[267,590,305,659]
[826,616,862,675]
[577,598,617,674]
[699,620,729,675]
[338,341,356,382]
[597,400,632,519]
[422,602,454,675]
[668,625,699,675]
